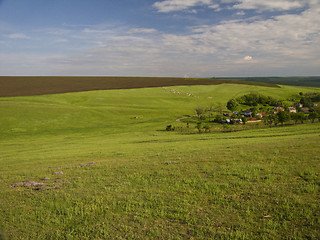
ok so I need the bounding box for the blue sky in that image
[0,0,319,77]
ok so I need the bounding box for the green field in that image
[0,76,278,97]
[1,83,319,239]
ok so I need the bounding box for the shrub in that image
[203,124,211,132]
[166,125,175,131]
[226,99,238,111]
[196,122,202,133]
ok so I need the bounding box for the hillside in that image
[0,84,319,239]
[0,84,309,138]
[0,76,279,97]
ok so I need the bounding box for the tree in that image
[300,97,311,108]
[203,124,211,132]
[277,111,290,126]
[196,122,202,133]
[226,99,238,111]
[214,114,223,123]
[297,112,307,124]
[236,93,282,107]
[308,111,319,123]
[207,104,215,122]
[195,107,204,119]
[273,114,279,126]
[215,104,224,114]
[251,107,258,118]
[312,106,320,122]
[241,116,247,125]
[290,113,299,124]
[264,114,275,127]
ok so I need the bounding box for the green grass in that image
[0,84,320,239]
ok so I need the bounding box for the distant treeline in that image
[217,76,320,88]
[236,93,282,106]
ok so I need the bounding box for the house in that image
[294,103,303,108]
[242,109,252,117]
[311,103,318,107]
[222,119,231,124]
[231,119,243,124]
[222,119,242,124]
[255,112,267,119]
[273,107,285,114]
[288,107,297,113]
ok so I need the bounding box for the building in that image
[288,107,297,113]
[273,107,285,114]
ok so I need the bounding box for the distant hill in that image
[0,76,279,97]
[218,76,320,88]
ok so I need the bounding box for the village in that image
[221,101,319,125]
[168,92,320,132]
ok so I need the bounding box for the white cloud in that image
[235,11,245,15]
[153,0,213,12]
[243,56,253,61]
[232,0,307,11]
[208,3,221,11]
[127,28,158,34]
[6,33,30,39]
[153,0,316,13]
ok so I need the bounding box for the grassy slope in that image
[0,84,319,239]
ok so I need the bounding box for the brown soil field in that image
[0,76,279,97]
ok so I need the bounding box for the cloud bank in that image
[153,0,213,12]
[153,0,311,12]
[1,0,319,76]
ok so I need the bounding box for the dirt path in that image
[247,120,263,123]
[176,115,197,122]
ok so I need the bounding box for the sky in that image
[0,0,319,77]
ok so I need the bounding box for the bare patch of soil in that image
[11,162,95,191]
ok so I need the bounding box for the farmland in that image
[0,76,278,97]
[0,78,319,239]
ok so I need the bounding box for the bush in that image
[277,111,290,125]
[166,125,175,131]
[196,122,202,133]
[226,99,238,111]
[203,124,211,132]
[214,114,223,123]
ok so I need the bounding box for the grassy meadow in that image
[0,82,320,239]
